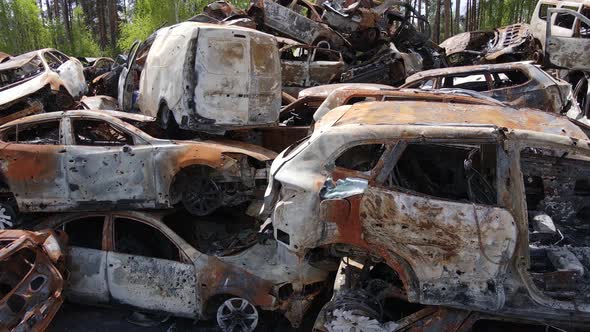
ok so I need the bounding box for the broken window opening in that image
[72,119,134,146]
[3,120,60,145]
[0,56,44,89]
[539,4,557,21]
[521,148,590,302]
[383,143,498,205]
[163,210,259,256]
[334,144,387,173]
[43,52,61,70]
[441,73,490,92]
[50,51,70,64]
[490,70,530,89]
[554,6,580,29]
[114,217,182,262]
[60,216,104,250]
[405,78,434,90]
[0,248,36,301]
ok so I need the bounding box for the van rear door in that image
[194,28,281,127]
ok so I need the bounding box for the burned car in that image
[530,0,590,51]
[0,229,66,331]
[402,62,585,122]
[262,99,590,330]
[34,211,329,331]
[0,110,276,226]
[78,57,116,83]
[280,43,345,96]
[0,49,86,124]
[248,0,350,51]
[440,23,538,66]
[119,22,281,134]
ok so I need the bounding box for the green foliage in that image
[0,0,49,54]
[69,7,101,56]
[0,0,102,57]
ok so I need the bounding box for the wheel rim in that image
[216,298,258,332]
[182,177,222,216]
[0,205,14,230]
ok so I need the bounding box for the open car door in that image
[117,40,140,112]
[545,8,590,71]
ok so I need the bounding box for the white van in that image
[118,22,282,133]
[530,0,590,49]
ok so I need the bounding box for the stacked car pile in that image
[1,0,590,331]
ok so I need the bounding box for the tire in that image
[181,176,223,217]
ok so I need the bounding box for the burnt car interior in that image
[522,148,590,303]
[385,143,497,205]
[165,210,259,256]
[72,119,134,146]
[114,217,181,262]
[333,142,498,205]
[0,248,36,314]
[2,120,60,145]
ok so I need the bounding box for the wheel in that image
[182,176,223,216]
[216,297,259,332]
[0,203,16,230]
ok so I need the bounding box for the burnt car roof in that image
[298,83,395,98]
[0,110,154,129]
[404,62,539,82]
[319,101,589,140]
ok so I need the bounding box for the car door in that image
[280,46,310,87]
[106,216,198,317]
[50,51,86,97]
[321,140,517,311]
[545,8,590,71]
[55,215,110,304]
[308,48,344,86]
[0,118,69,211]
[65,116,157,208]
[118,41,140,112]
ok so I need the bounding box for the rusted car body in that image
[402,62,585,123]
[280,44,345,96]
[0,49,86,124]
[78,57,116,83]
[311,85,506,123]
[0,229,66,331]
[0,52,10,63]
[262,99,590,329]
[118,22,281,133]
[542,8,590,124]
[34,211,329,330]
[248,0,350,51]
[441,24,538,66]
[0,110,276,221]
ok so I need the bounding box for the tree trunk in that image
[444,0,451,39]
[109,0,118,50]
[434,0,441,43]
[63,0,72,43]
[97,0,107,50]
[454,0,460,33]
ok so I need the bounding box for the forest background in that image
[0,0,540,57]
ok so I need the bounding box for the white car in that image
[0,48,86,122]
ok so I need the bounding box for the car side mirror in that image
[123,145,132,153]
